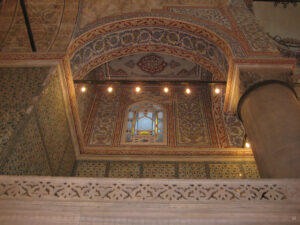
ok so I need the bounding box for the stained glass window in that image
[123,102,165,144]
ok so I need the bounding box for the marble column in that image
[238,81,300,178]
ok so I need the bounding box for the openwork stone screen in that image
[0,176,299,202]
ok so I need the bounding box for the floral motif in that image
[137,53,167,74]
[0,176,293,202]
[70,27,228,78]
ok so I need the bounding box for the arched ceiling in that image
[69,17,232,81]
[0,0,78,52]
[81,53,215,81]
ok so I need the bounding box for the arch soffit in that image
[68,17,237,80]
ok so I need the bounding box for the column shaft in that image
[239,82,300,178]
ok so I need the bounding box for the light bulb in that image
[245,142,251,148]
[185,88,191,94]
[163,87,169,93]
[215,88,220,94]
[81,86,86,93]
[107,87,113,93]
[135,86,141,93]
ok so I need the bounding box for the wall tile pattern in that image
[0,67,75,176]
[108,161,140,178]
[57,138,76,176]
[35,70,71,174]
[1,116,51,175]
[75,161,107,177]
[0,67,50,160]
[75,160,260,179]
[75,71,98,131]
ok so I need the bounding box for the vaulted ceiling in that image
[82,53,213,81]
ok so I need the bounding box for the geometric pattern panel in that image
[0,66,75,177]
[178,162,207,179]
[0,116,51,176]
[209,164,241,179]
[0,67,50,158]
[35,69,71,174]
[142,162,176,178]
[75,161,107,177]
[56,138,76,177]
[108,161,140,178]
[242,163,260,179]
[74,161,260,179]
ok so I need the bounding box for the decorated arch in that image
[68,17,238,81]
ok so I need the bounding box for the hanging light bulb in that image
[185,88,191,94]
[163,87,169,93]
[245,142,251,148]
[107,86,113,93]
[215,88,220,94]
[135,86,141,93]
[81,86,86,93]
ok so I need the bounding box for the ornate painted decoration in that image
[137,54,167,74]
[98,53,213,81]
[70,25,229,80]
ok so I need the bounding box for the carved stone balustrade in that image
[0,175,299,224]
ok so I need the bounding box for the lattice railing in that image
[0,176,299,203]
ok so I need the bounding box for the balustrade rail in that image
[0,175,299,203]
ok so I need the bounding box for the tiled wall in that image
[75,70,98,131]
[1,116,52,175]
[34,68,75,175]
[0,67,75,176]
[0,67,49,161]
[74,160,260,179]
[75,83,97,131]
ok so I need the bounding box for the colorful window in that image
[122,102,166,144]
